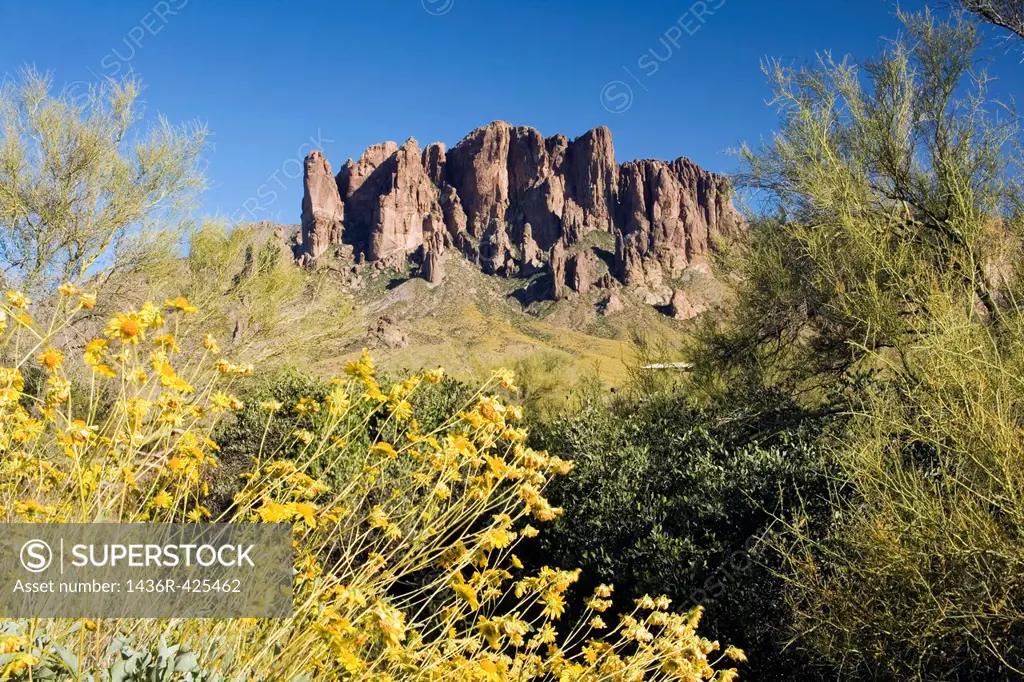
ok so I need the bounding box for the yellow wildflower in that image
[153,334,180,352]
[140,301,164,328]
[186,507,210,522]
[260,400,283,413]
[492,367,518,392]
[370,442,398,459]
[289,502,318,528]
[151,491,172,508]
[164,296,198,313]
[257,501,291,523]
[5,290,29,308]
[203,333,220,353]
[294,397,320,417]
[326,387,349,416]
[38,347,64,372]
[93,364,117,378]
[4,653,39,676]
[83,338,108,366]
[451,578,480,610]
[105,311,146,344]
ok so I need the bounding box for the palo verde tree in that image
[0,68,207,296]
[142,220,353,366]
[693,8,1024,680]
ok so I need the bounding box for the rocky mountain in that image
[294,121,742,302]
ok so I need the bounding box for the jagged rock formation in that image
[421,226,444,285]
[296,122,742,305]
[616,158,740,286]
[295,150,345,262]
[600,293,624,316]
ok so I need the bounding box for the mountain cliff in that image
[295,121,742,301]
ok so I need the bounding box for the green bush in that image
[525,392,831,681]
[210,368,473,513]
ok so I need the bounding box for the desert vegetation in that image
[0,3,1022,682]
[525,7,1024,681]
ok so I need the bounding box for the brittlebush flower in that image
[5,290,29,309]
[1,626,39,655]
[210,391,244,412]
[58,282,78,296]
[370,442,398,459]
[153,334,180,352]
[326,388,349,416]
[492,367,518,392]
[151,491,172,508]
[294,397,320,417]
[79,292,97,309]
[105,312,146,344]
[257,501,291,523]
[4,653,39,676]
[140,302,164,328]
[203,333,220,353]
[165,296,198,313]
[260,400,283,413]
[38,347,64,372]
[83,338,108,366]
[93,364,117,378]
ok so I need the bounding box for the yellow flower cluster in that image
[0,291,243,525]
[0,286,741,682]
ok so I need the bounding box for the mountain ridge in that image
[293,121,743,307]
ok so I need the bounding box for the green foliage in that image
[691,8,1024,679]
[0,68,207,295]
[0,622,217,682]
[693,9,1022,404]
[512,351,603,424]
[211,368,473,512]
[527,393,830,681]
[143,221,352,366]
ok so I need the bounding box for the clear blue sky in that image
[1,0,1020,223]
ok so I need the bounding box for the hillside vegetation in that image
[0,5,1022,682]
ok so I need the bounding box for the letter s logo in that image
[20,540,52,573]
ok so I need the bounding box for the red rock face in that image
[368,138,444,266]
[298,122,742,295]
[296,150,345,262]
[615,157,742,286]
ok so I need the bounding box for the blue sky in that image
[0,0,1020,223]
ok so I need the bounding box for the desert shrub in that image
[692,8,1024,679]
[0,69,206,298]
[512,351,604,424]
[140,221,353,368]
[526,393,831,680]
[211,369,473,513]
[0,287,743,681]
